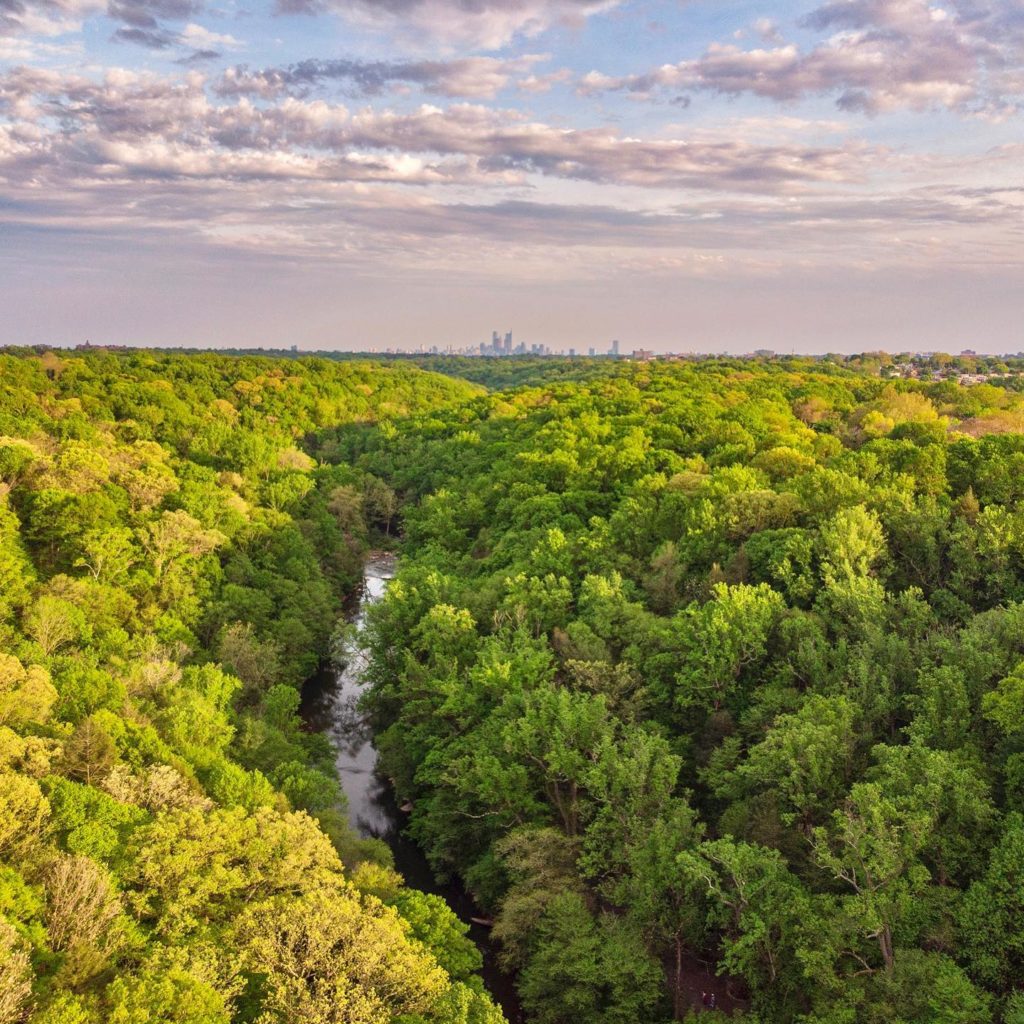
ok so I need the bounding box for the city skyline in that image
[54,337,1024,360]
[2,0,1023,351]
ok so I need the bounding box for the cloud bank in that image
[581,0,1024,113]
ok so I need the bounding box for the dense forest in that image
[5,348,1024,1024]
[337,359,1024,1023]
[0,350,504,1024]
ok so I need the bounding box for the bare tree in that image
[0,919,32,1024]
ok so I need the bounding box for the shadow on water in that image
[301,553,524,1023]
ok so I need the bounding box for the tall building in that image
[588,347,596,357]
[611,339,620,357]
[504,331,513,354]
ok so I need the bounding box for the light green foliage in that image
[389,887,483,982]
[0,772,51,858]
[676,583,785,712]
[0,351,499,1024]
[235,886,448,1024]
[105,968,232,1024]
[0,654,57,727]
[818,505,887,582]
[982,661,1024,736]
[9,349,1024,1023]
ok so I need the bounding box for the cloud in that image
[0,0,102,37]
[106,4,238,61]
[112,24,177,46]
[106,0,201,29]
[274,0,621,50]
[217,54,547,100]
[340,104,880,191]
[580,0,1024,114]
[0,67,883,193]
[179,21,240,49]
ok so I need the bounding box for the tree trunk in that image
[878,926,894,971]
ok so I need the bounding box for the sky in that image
[1,0,1022,353]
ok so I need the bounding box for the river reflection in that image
[300,553,524,1022]
[301,554,396,835]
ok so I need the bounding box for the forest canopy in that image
[0,350,501,1024]
[338,357,1024,1024]
[6,347,1024,1023]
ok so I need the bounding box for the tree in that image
[389,888,483,984]
[811,782,932,973]
[0,772,50,858]
[362,476,397,535]
[959,815,1024,991]
[24,594,87,656]
[74,527,137,583]
[679,838,811,1015]
[736,694,859,833]
[140,511,225,581]
[61,716,117,785]
[617,801,704,1018]
[215,622,282,698]
[0,654,57,727]
[236,887,448,1024]
[105,967,232,1024]
[0,918,32,1024]
[503,685,613,837]
[46,854,123,953]
[981,661,1024,737]
[818,505,887,584]
[493,826,584,972]
[518,891,664,1024]
[676,583,784,712]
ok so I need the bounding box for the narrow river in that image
[301,553,524,1022]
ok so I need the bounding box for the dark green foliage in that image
[7,347,1024,1023]
[352,358,1024,1022]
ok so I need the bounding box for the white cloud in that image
[180,22,242,49]
[580,0,1024,114]
[217,54,548,100]
[0,0,103,37]
[275,0,621,50]
[0,67,885,192]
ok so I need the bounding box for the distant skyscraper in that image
[588,347,596,357]
[492,331,500,349]
[504,331,513,354]
[611,339,620,356]
[569,348,576,357]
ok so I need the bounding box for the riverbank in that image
[300,553,524,1022]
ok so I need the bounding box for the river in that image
[301,552,524,1023]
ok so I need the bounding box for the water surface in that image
[301,553,524,1022]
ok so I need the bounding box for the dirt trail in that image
[675,950,749,1016]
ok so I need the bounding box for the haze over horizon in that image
[2,0,1022,351]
